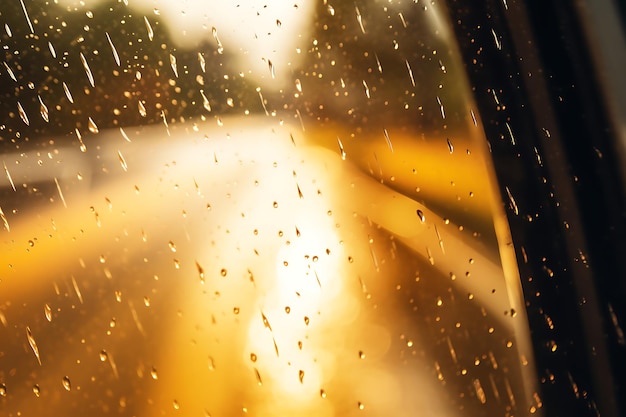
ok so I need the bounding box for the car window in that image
[1,1,542,416]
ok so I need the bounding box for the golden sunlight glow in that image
[1,1,541,416]
[2,117,534,416]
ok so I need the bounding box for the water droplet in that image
[26,327,41,365]
[284,306,291,314]
[105,32,120,66]
[254,368,263,385]
[298,370,305,383]
[260,311,272,330]
[54,177,67,209]
[320,389,327,398]
[295,78,302,93]
[38,96,49,122]
[211,27,223,54]
[198,52,206,73]
[337,137,346,160]
[32,385,40,397]
[416,210,425,223]
[19,0,34,33]
[3,61,16,82]
[220,268,227,277]
[170,54,178,78]
[168,241,177,253]
[233,307,240,315]
[117,150,128,172]
[0,383,6,397]
[62,376,71,391]
[355,5,366,34]
[144,16,154,41]
[250,353,257,362]
[195,261,205,283]
[99,350,108,362]
[200,90,211,112]
[173,400,180,410]
[268,59,275,79]
[437,96,446,119]
[44,304,52,322]
[138,100,147,117]
[505,186,519,215]
[362,80,370,98]
[207,356,215,370]
[151,367,158,379]
[406,59,415,87]
[383,129,393,152]
[63,82,74,103]
[48,41,57,58]
[17,101,29,126]
[358,350,365,359]
[358,401,365,410]
[0,207,9,232]
[304,316,310,325]
[80,52,95,87]
[2,163,15,193]
[369,53,382,76]
[88,117,99,134]
[473,378,487,404]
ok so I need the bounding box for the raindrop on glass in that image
[88,117,99,134]
[38,96,49,122]
[144,16,154,41]
[63,82,74,103]
[117,151,128,172]
[26,327,41,365]
[44,304,52,322]
[80,52,95,87]
[138,100,147,117]
[211,27,223,54]
[17,102,29,126]
[62,376,71,391]
[195,261,205,283]
[169,54,178,78]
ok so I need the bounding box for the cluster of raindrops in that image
[0,1,260,151]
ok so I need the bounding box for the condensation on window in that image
[1,1,542,416]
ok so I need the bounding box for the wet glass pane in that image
[1,1,543,416]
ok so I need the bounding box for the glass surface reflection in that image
[1,1,541,416]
